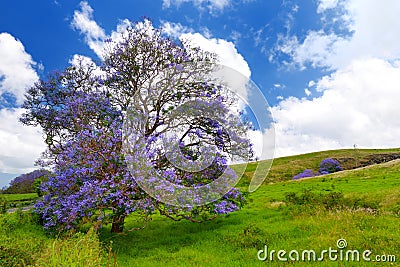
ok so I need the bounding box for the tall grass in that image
[36,228,116,267]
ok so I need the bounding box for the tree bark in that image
[111,214,125,233]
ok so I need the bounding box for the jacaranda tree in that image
[21,19,252,233]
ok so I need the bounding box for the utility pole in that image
[354,144,358,168]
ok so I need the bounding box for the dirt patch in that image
[337,153,400,170]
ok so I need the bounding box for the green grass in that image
[1,148,399,266]
[98,149,400,266]
[0,211,51,266]
[1,193,37,202]
[0,193,37,212]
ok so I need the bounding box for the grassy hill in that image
[1,148,399,266]
[240,147,400,184]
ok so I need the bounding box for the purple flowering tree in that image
[21,20,251,233]
[319,158,342,174]
[3,169,51,194]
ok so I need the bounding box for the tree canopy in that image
[21,19,252,233]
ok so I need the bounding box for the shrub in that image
[319,158,342,174]
[322,192,345,210]
[285,190,346,211]
[293,169,316,180]
[225,223,266,248]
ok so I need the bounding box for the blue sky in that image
[1,0,400,187]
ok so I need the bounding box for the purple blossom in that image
[293,169,316,180]
[319,158,342,174]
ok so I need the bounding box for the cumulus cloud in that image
[273,58,400,156]
[269,0,400,157]
[0,108,45,175]
[71,1,106,58]
[71,2,251,83]
[72,2,150,60]
[275,0,400,70]
[0,33,39,105]
[0,33,43,186]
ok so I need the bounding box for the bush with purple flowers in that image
[293,158,342,180]
[21,19,251,233]
[319,158,342,174]
[292,169,316,180]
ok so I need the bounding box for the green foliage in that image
[0,211,115,267]
[285,190,346,211]
[225,223,266,248]
[0,211,46,266]
[0,193,37,211]
[33,178,44,197]
[3,169,51,194]
[36,228,116,267]
[0,195,7,214]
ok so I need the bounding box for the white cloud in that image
[162,0,231,13]
[0,33,43,186]
[272,58,400,156]
[71,1,106,58]
[0,33,39,105]
[70,2,252,108]
[317,0,339,13]
[304,88,311,96]
[180,32,251,109]
[161,21,193,39]
[276,0,400,70]
[0,108,45,174]
[181,32,251,78]
[280,30,344,70]
[72,2,150,60]
[270,0,400,157]
[71,2,250,80]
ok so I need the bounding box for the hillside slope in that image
[239,148,400,185]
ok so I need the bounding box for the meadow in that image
[1,148,399,266]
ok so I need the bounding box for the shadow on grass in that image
[99,214,241,258]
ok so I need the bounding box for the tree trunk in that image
[111,214,125,233]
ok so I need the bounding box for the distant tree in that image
[3,169,51,194]
[21,19,251,233]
